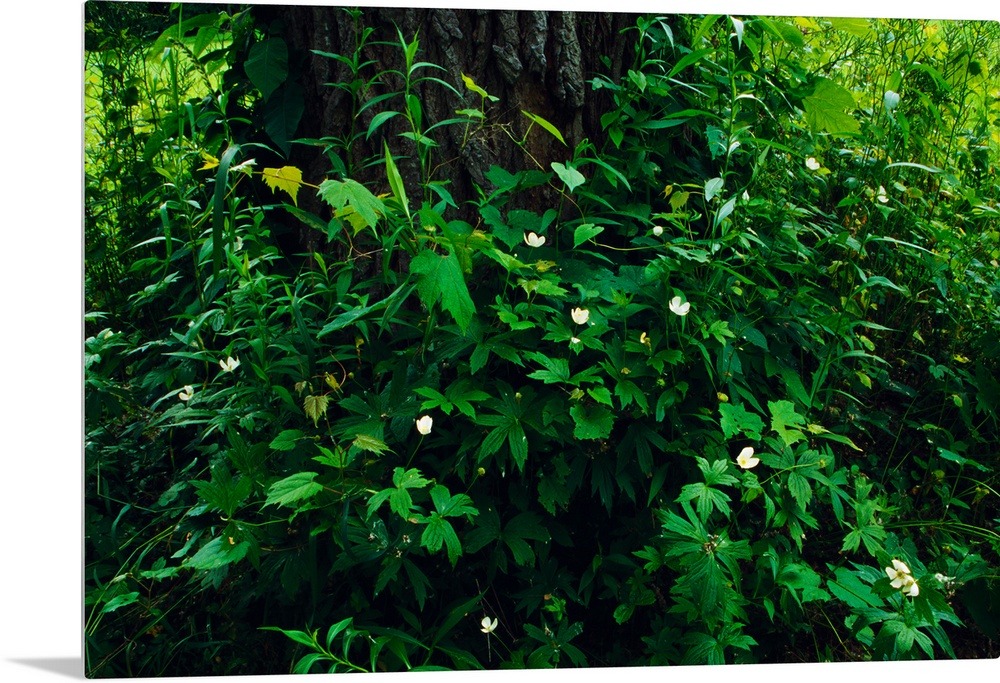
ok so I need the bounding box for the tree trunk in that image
[253,5,637,249]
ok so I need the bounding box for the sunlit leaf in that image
[262,166,304,206]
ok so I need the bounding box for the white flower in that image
[640,332,650,347]
[480,616,498,634]
[416,415,433,435]
[570,337,581,344]
[742,190,750,202]
[234,235,243,251]
[877,185,889,203]
[571,307,590,325]
[668,296,691,316]
[219,356,240,372]
[805,157,821,171]
[524,231,546,248]
[178,385,194,402]
[884,90,900,111]
[652,225,664,237]
[886,559,919,596]
[736,446,759,469]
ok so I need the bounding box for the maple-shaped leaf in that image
[317,178,384,232]
[303,394,329,427]
[262,166,304,206]
[803,78,860,136]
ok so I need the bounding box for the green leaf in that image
[262,166,304,206]
[410,249,475,332]
[719,403,764,440]
[270,429,305,451]
[573,223,604,247]
[318,179,385,233]
[551,162,585,192]
[186,536,251,570]
[769,400,806,446]
[803,77,860,136]
[522,111,566,146]
[101,592,140,614]
[384,141,410,221]
[826,566,883,609]
[245,38,288,100]
[265,472,323,508]
[211,144,240,279]
[262,82,304,157]
[303,394,329,427]
[351,433,391,455]
[569,403,614,439]
[787,471,812,510]
[704,177,724,202]
[422,514,463,566]
[828,17,872,38]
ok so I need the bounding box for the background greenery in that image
[83,2,999,677]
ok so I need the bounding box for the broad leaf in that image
[410,248,475,332]
[803,77,860,136]
[265,472,323,508]
[262,166,304,206]
[245,38,288,100]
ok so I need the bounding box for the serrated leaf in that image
[303,394,329,427]
[569,403,614,439]
[265,472,323,508]
[769,400,806,446]
[803,77,860,136]
[787,471,812,510]
[351,433,391,455]
[719,403,764,440]
[262,166,304,206]
[421,514,463,566]
[318,179,385,233]
[826,567,883,609]
[410,249,475,332]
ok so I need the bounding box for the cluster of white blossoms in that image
[885,559,919,597]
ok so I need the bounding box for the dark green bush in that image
[85,6,999,676]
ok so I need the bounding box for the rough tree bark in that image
[253,5,638,251]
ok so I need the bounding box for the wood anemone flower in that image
[524,231,546,248]
[571,307,590,325]
[886,559,919,596]
[178,385,194,402]
[415,415,433,435]
[669,296,691,316]
[736,446,759,469]
[219,356,241,372]
[480,616,498,634]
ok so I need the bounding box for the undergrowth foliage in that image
[85,6,999,676]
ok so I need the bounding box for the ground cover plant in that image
[84,3,1000,676]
